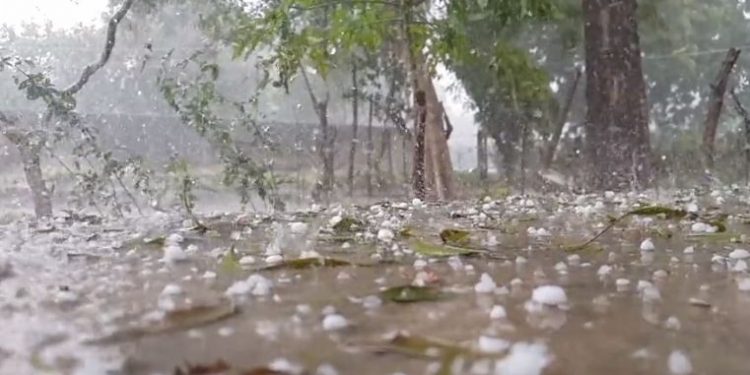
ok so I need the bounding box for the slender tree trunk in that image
[583,0,652,190]
[366,97,374,197]
[6,133,53,218]
[347,58,359,196]
[477,128,488,181]
[319,102,335,195]
[412,90,427,200]
[729,89,750,185]
[702,48,741,172]
[520,122,529,194]
[543,68,581,170]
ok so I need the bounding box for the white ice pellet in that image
[160,283,183,296]
[477,336,510,354]
[597,265,613,277]
[239,256,256,265]
[162,244,188,263]
[289,222,308,234]
[640,238,655,251]
[322,314,348,331]
[531,285,567,306]
[474,273,497,293]
[665,316,681,331]
[729,249,750,259]
[265,255,283,264]
[683,246,695,254]
[737,278,750,291]
[668,350,693,374]
[489,305,507,319]
[732,260,748,273]
[377,228,395,243]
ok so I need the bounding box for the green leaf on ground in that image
[332,216,365,234]
[439,229,471,246]
[380,285,444,303]
[411,239,483,257]
[626,205,687,219]
[257,257,365,271]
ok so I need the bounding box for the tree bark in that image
[412,90,427,200]
[5,130,53,218]
[347,58,359,196]
[583,0,652,190]
[543,68,581,170]
[477,128,488,181]
[729,89,750,185]
[366,97,374,197]
[702,48,741,172]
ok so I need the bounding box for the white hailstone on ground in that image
[665,316,681,330]
[377,228,395,243]
[225,280,252,297]
[711,254,725,264]
[640,238,655,251]
[737,278,750,291]
[54,289,79,305]
[296,304,312,315]
[265,255,284,264]
[411,198,424,208]
[653,269,669,279]
[510,278,523,288]
[300,250,321,258]
[597,265,613,277]
[668,350,693,375]
[474,273,497,293]
[486,234,499,246]
[515,256,528,265]
[729,249,750,259]
[690,222,712,233]
[447,256,463,271]
[230,231,242,241]
[160,284,183,296]
[413,259,428,270]
[239,256,256,265]
[686,202,699,213]
[490,305,507,320]
[531,285,567,306]
[732,260,748,272]
[616,278,631,288]
[185,244,199,253]
[554,262,568,273]
[289,222,308,234]
[162,243,188,263]
[268,358,305,375]
[217,326,234,337]
[201,271,217,280]
[322,314,349,331]
[494,342,552,375]
[362,295,382,309]
[604,191,615,199]
[316,363,339,375]
[247,274,273,296]
[478,336,510,354]
[567,254,581,266]
[329,215,343,227]
[641,285,662,303]
[341,242,351,249]
[166,233,184,245]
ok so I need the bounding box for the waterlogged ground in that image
[3,188,750,374]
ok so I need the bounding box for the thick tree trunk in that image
[702,48,741,172]
[583,0,652,190]
[543,68,581,170]
[347,59,359,196]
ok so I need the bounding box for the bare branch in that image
[62,0,136,95]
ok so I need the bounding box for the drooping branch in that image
[62,0,136,95]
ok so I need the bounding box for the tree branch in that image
[62,0,136,95]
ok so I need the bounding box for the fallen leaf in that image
[626,205,687,219]
[439,229,471,247]
[380,285,444,303]
[85,299,238,345]
[332,216,364,234]
[173,359,230,375]
[257,257,365,271]
[411,239,482,257]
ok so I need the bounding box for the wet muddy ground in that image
[2,188,750,374]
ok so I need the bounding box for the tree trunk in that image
[477,128,488,181]
[583,0,652,190]
[543,68,581,170]
[702,48,741,172]
[347,58,359,196]
[7,133,53,219]
[319,101,335,195]
[366,97,374,197]
[412,90,427,200]
[729,89,750,185]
